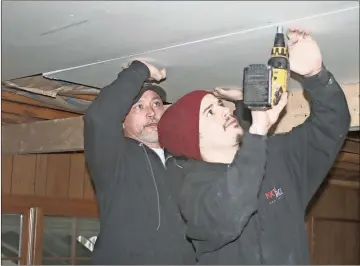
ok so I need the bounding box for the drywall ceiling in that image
[2,1,359,102]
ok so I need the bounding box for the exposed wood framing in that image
[1,90,87,123]
[333,161,359,172]
[2,83,359,155]
[2,101,80,120]
[270,83,359,133]
[342,139,360,154]
[2,91,56,108]
[2,75,99,97]
[59,93,96,101]
[336,152,360,163]
[328,167,359,181]
[327,179,360,190]
[1,91,86,114]
[2,117,85,154]
[2,112,46,124]
[2,194,98,217]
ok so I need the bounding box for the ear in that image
[122,123,125,129]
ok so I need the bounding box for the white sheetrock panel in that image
[1,1,357,80]
[44,5,359,102]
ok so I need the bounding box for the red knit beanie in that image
[158,90,213,160]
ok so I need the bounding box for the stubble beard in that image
[235,133,244,146]
[139,129,159,143]
[139,118,160,143]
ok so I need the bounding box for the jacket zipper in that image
[139,143,161,230]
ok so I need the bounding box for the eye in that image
[134,104,143,111]
[219,100,225,107]
[153,101,163,107]
[206,109,214,117]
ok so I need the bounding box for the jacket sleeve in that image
[83,61,150,192]
[179,133,267,253]
[233,100,252,130]
[269,66,351,209]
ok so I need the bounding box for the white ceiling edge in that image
[42,4,359,102]
[2,1,358,81]
[43,4,359,77]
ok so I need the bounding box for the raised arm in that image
[269,29,350,209]
[179,132,267,253]
[269,66,350,208]
[83,61,150,191]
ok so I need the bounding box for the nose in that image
[145,106,155,117]
[222,106,232,119]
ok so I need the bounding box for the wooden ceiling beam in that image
[1,101,80,120]
[2,116,84,155]
[1,112,46,124]
[1,91,55,108]
[2,83,359,155]
[271,83,359,133]
[58,93,96,101]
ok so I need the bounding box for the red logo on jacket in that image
[265,186,284,204]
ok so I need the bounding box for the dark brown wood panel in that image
[307,182,360,264]
[83,167,95,200]
[11,155,37,195]
[342,139,360,154]
[312,218,359,264]
[1,151,359,264]
[34,154,48,196]
[2,194,98,217]
[328,168,359,182]
[68,153,86,198]
[337,152,360,163]
[309,185,359,220]
[45,154,71,197]
[333,161,360,172]
[1,153,95,200]
[1,156,13,194]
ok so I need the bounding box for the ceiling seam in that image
[43,4,359,77]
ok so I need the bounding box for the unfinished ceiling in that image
[2,1,359,103]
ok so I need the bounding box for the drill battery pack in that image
[242,64,283,110]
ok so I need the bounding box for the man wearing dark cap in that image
[157,28,350,264]
[83,60,196,264]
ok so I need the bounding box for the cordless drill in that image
[243,26,290,110]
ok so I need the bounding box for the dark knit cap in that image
[158,90,212,160]
[158,90,252,161]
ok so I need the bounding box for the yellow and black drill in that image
[243,26,290,110]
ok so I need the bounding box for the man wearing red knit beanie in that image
[157,28,350,264]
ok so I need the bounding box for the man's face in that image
[123,90,165,144]
[199,94,244,151]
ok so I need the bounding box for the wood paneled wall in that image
[306,185,360,264]
[1,152,359,263]
[2,153,95,200]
